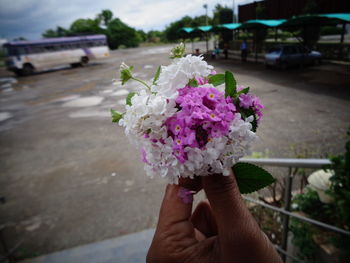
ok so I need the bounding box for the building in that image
[238,0,350,22]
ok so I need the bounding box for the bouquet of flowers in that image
[111,43,274,193]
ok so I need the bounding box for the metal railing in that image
[240,158,349,262]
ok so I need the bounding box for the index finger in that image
[157,184,193,230]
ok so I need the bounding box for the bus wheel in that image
[80,57,89,66]
[21,64,35,76]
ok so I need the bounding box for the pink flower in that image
[239,94,253,109]
[141,148,150,165]
[164,85,236,163]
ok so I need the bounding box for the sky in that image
[0,0,251,40]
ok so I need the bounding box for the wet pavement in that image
[0,43,349,260]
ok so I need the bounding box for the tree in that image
[253,2,268,52]
[107,18,141,49]
[97,10,113,27]
[42,29,58,38]
[213,4,233,44]
[70,18,102,35]
[212,4,235,25]
[137,29,147,42]
[164,16,193,42]
[42,26,70,38]
[300,0,320,48]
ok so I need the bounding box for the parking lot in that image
[0,43,349,259]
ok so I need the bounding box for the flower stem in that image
[131,77,151,90]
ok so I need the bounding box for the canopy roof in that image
[195,26,213,32]
[240,19,286,28]
[216,23,241,30]
[320,13,350,22]
[181,27,194,33]
[180,13,350,33]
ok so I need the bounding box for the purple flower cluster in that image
[238,92,264,122]
[165,85,236,163]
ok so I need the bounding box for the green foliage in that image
[70,18,102,35]
[188,79,198,87]
[212,4,233,43]
[300,0,321,48]
[97,9,113,27]
[146,30,165,43]
[208,74,225,86]
[291,130,350,259]
[120,64,133,85]
[110,109,123,123]
[126,92,136,106]
[164,16,193,42]
[290,219,317,260]
[320,26,345,36]
[232,162,275,194]
[107,18,141,49]
[137,30,147,42]
[42,26,70,38]
[325,128,350,227]
[153,66,161,85]
[237,87,250,95]
[42,9,142,49]
[293,189,334,222]
[224,71,236,98]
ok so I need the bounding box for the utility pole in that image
[232,0,235,23]
[203,4,208,25]
[203,4,209,54]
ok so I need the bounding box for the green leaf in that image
[233,162,275,194]
[208,74,225,86]
[188,78,198,87]
[153,66,161,85]
[126,92,136,106]
[237,87,250,95]
[110,109,123,123]
[225,71,237,98]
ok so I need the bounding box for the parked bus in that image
[3,35,109,76]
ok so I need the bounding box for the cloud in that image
[0,0,248,40]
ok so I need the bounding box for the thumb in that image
[202,168,248,232]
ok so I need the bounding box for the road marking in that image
[111,89,129,96]
[62,96,104,107]
[0,112,12,122]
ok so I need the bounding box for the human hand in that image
[147,169,282,263]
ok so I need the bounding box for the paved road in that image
[0,43,349,260]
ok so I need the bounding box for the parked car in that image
[264,45,322,69]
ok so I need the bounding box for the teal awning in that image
[319,13,350,23]
[217,23,241,30]
[280,13,350,27]
[179,13,349,34]
[180,27,194,33]
[240,19,286,28]
[196,26,213,32]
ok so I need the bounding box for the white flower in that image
[155,55,213,98]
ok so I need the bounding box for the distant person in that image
[211,46,220,59]
[223,43,228,59]
[241,40,248,62]
[195,48,200,56]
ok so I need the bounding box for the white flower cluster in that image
[119,55,258,184]
[154,55,213,99]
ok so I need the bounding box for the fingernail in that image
[178,187,196,204]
